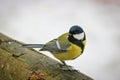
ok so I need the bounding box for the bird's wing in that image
[40,33,71,53]
[40,39,61,52]
[57,33,71,51]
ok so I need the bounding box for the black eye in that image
[70,30,79,34]
[74,30,81,34]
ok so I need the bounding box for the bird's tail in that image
[23,44,44,48]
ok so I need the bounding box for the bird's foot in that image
[59,63,74,71]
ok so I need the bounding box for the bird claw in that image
[59,64,74,71]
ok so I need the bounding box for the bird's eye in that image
[74,30,80,34]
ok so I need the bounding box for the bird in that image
[23,25,86,66]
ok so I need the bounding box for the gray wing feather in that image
[40,39,66,52]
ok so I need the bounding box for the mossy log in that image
[0,33,93,80]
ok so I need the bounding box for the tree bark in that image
[0,33,93,80]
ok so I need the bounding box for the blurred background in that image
[0,0,120,80]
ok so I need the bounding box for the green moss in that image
[0,48,30,80]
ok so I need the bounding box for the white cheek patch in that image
[73,32,84,40]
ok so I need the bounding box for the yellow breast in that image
[52,43,82,61]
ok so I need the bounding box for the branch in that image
[0,33,93,80]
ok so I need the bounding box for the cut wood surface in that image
[0,33,93,80]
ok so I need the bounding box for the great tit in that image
[23,25,86,66]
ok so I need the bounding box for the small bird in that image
[23,25,86,66]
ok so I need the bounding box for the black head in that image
[69,25,85,40]
[68,25,86,53]
[69,25,84,34]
